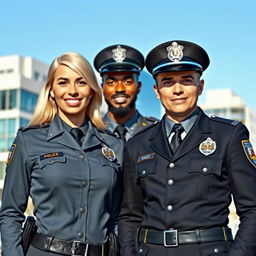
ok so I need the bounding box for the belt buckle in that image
[163,230,178,247]
[71,241,89,256]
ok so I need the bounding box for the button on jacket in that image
[118,108,256,256]
[0,115,122,256]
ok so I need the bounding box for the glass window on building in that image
[0,90,18,110]
[34,71,40,81]
[20,89,38,113]
[0,118,17,152]
[9,89,17,109]
[0,90,6,110]
[20,118,29,127]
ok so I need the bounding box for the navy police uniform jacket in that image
[118,108,256,256]
[0,115,122,256]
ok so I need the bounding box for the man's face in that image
[102,71,141,117]
[154,70,204,122]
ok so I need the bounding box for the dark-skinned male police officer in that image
[118,40,256,256]
[94,44,158,143]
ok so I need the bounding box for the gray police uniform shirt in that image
[103,110,157,141]
[0,115,122,256]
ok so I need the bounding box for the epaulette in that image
[134,120,159,137]
[145,116,159,123]
[19,123,50,132]
[210,115,241,126]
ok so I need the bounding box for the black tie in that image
[115,125,127,143]
[170,123,184,153]
[70,128,84,146]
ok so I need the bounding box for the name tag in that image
[40,152,64,160]
[138,153,155,163]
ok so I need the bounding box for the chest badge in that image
[102,146,116,162]
[241,140,256,168]
[199,137,216,156]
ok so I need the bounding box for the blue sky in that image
[1,0,255,118]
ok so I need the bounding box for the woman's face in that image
[50,64,93,126]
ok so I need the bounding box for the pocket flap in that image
[38,154,66,168]
[189,157,222,176]
[136,158,157,178]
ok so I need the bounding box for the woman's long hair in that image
[29,52,105,129]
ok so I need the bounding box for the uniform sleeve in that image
[227,124,256,256]
[0,131,31,256]
[118,144,144,256]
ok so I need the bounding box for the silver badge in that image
[102,146,116,161]
[199,137,216,156]
[167,42,183,62]
[112,45,126,62]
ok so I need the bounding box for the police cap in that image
[94,44,144,75]
[145,40,210,76]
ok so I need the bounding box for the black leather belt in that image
[31,233,107,256]
[139,227,233,247]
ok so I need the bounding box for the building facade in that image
[0,55,48,198]
[200,88,256,235]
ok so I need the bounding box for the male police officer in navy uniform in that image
[118,40,256,256]
[94,45,158,143]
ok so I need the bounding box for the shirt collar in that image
[165,107,199,137]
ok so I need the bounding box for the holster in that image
[107,232,120,256]
[21,216,37,255]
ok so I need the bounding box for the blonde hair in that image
[29,52,105,129]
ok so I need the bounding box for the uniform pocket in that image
[136,158,157,179]
[98,155,120,171]
[38,154,66,169]
[136,243,149,256]
[188,157,223,200]
[199,241,232,255]
[189,157,222,176]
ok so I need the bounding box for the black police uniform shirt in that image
[118,107,256,256]
[0,114,122,256]
[103,110,158,141]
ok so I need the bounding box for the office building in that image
[200,88,256,147]
[0,55,48,198]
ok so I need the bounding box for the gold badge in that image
[199,137,216,156]
[141,122,147,127]
[6,144,16,167]
[102,146,116,162]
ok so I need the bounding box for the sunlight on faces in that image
[154,70,204,122]
[50,65,93,125]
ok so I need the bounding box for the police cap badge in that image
[145,40,210,76]
[94,44,144,75]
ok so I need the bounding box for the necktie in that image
[70,128,84,146]
[170,123,184,153]
[115,125,127,143]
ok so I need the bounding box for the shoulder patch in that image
[210,115,240,126]
[241,140,256,168]
[6,144,16,167]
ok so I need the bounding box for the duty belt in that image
[139,227,233,247]
[31,233,107,256]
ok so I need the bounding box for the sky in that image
[1,0,255,118]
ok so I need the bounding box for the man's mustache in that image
[111,93,129,99]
